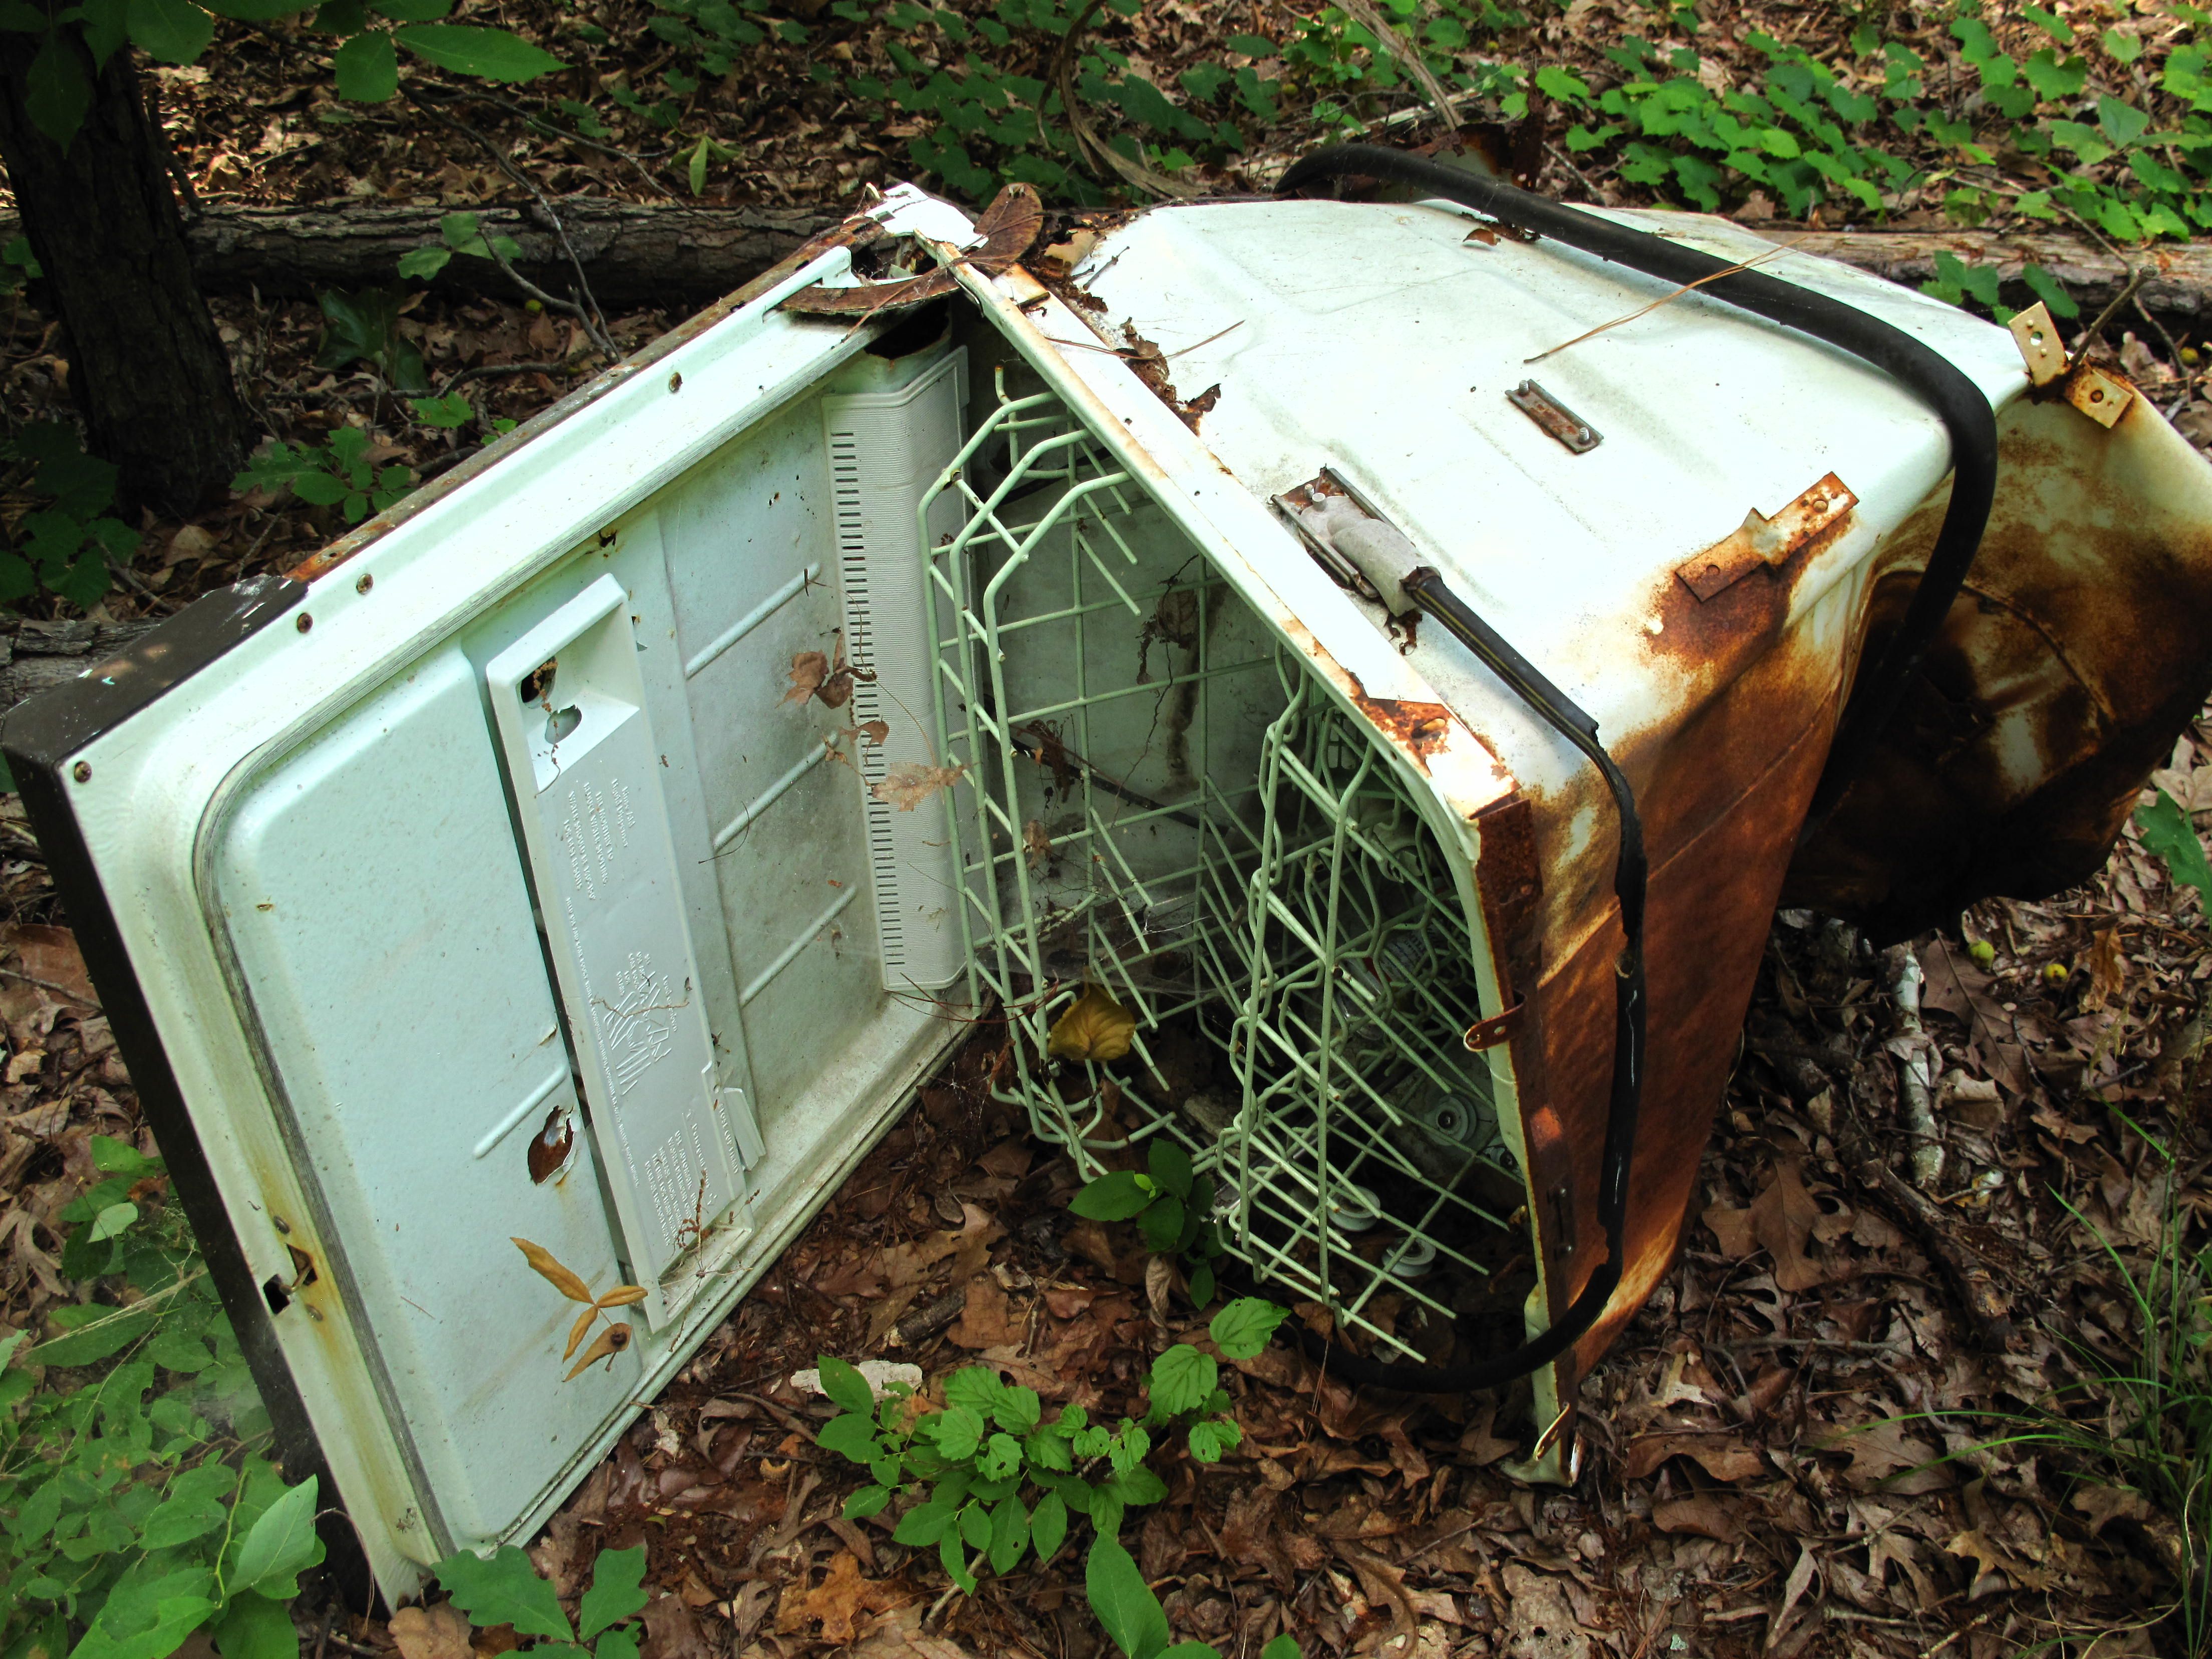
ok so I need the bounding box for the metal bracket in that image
[2008,301,2066,387]
[1506,380,1603,454]
[1675,472,1857,601]
[1462,1000,1524,1051]
[2066,363,2133,428]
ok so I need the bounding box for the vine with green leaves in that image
[0,1137,325,1659]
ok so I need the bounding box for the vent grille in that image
[828,426,908,972]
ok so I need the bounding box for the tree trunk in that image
[0,31,251,513]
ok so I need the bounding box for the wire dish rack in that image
[917,374,1524,1363]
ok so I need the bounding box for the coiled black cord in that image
[1274,143,2000,820]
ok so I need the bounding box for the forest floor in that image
[3,1,2212,1657]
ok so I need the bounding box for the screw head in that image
[355,573,374,595]
[71,761,90,783]
[296,613,313,633]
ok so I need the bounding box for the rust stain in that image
[1790,394,2212,940]
[1675,472,1857,601]
[527,1107,574,1185]
[1345,675,1457,767]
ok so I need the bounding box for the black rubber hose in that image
[1222,566,1646,1396]
[1274,143,2000,821]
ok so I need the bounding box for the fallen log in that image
[1771,224,2212,332]
[0,618,160,712]
[2,198,2204,325]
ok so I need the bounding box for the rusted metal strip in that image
[1462,1000,1522,1051]
[1675,472,1857,601]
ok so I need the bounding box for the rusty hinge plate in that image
[1463,1000,1524,1051]
[1675,472,1857,602]
[1506,380,1602,454]
[2008,301,2066,387]
[2066,363,2133,428]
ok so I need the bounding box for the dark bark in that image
[0,31,252,512]
[0,197,844,312]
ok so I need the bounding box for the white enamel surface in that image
[65,242,959,1596]
[1072,198,2030,803]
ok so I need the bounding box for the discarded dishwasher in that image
[13,153,2212,1601]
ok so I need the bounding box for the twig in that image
[1884,943,1943,1190]
[1526,239,1805,363]
[1047,0,1199,200]
[402,89,618,357]
[1330,0,1459,134]
[1544,141,1604,201]
[435,358,574,397]
[0,964,97,1006]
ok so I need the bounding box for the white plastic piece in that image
[823,350,970,992]
[486,576,757,1327]
[868,182,984,251]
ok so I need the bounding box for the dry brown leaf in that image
[1766,1544,1820,1652]
[564,1304,600,1361]
[2082,925,2126,1011]
[1455,1403,1519,1467]
[2069,1484,2151,1534]
[949,1271,1017,1348]
[1651,1493,1741,1541]
[1701,1203,1757,1257]
[783,651,829,705]
[797,1551,875,1645]
[1622,1432,1767,1483]
[513,1237,595,1304]
[855,719,889,746]
[871,761,967,812]
[595,1285,648,1309]
[1748,1159,1825,1292]
[1820,1417,1949,1493]
[566,1320,632,1378]
[1047,983,1137,1063]
[1022,819,1053,871]
[389,1604,473,1659]
[639,1593,715,1659]
[9,925,95,1006]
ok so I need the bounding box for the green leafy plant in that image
[398,211,523,285]
[1086,1533,1300,1659]
[0,0,562,152]
[0,234,42,297]
[1,1137,320,1659]
[233,427,414,525]
[1917,250,2081,325]
[408,392,476,430]
[312,288,428,394]
[1071,1139,1228,1305]
[1,422,141,608]
[2138,787,2212,913]
[431,1542,650,1659]
[815,1296,1285,1595]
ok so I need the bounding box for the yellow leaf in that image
[1047,983,1137,1063]
[595,1284,649,1309]
[512,1237,595,1304]
[566,1320,633,1379]
[564,1304,599,1361]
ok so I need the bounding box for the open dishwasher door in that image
[16,173,2212,1601]
[0,187,1002,1600]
